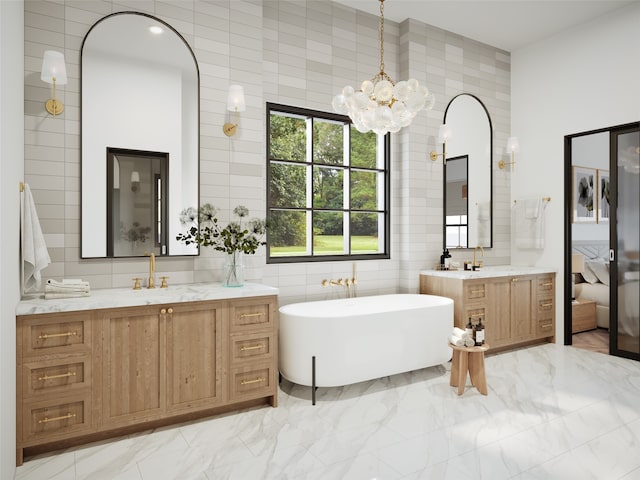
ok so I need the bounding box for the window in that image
[267,103,390,262]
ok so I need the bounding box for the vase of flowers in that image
[177,204,266,287]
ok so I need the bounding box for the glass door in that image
[610,124,640,360]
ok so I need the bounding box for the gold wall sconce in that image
[223,85,246,136]
[430,124,452,163]
[499,136,519,171]
[41,50,67,117]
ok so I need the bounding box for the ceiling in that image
[332,0,637,52]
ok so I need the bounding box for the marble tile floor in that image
[15,343,640,480]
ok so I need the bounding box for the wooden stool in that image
[449,343,489,395]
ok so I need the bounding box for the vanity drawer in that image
[229,299,275,333]
[22,313,91,357]
[537,316,554,336]
[230,333,274,365]
[462,305,487,324]
[537,275,555,294]
[537,297,554,315]
[23,393,91,443]
[23,357,91,398]
[229,365,274,401]
[463,282,487,302]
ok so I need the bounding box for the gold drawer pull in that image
[38,372,76,381]
[541,282,553,287]
[160,308,166,314]
[167,308,173,314]
[240,377,265,385]
[38,331,77,340]
[511,278,518,282]
[540,323,553,328]
[239,312,264,319]
[470,289,484,294]
[240,344,264,351]
[38,412,76,424]
[540,302,553,308]
[469,313,484,318]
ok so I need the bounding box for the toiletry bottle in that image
[475,318,485,346]
[440,249,446,270]
[443,249,451,270]
[465,318,473,338]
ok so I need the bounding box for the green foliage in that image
[176,204,266,255]
[120,222,151,243]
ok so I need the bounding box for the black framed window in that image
[267,103,390,263]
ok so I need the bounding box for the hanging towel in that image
[513,198,546,249]
[22,183,51,292]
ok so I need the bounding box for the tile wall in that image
[24,0,511,305]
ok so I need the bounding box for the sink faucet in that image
[145,252,156,288]
[473,245,484,270]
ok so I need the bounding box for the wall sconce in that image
[430,124,452,163]
[499,136,519,171]
[223,85,246,137]
[131,171,140,193]
[41,50,67,117]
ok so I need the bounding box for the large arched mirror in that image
[443,93,492,249]
[81,12,199,258]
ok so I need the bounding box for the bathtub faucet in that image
[321,276,357,297]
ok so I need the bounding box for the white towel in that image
[44,291,90,300]
[22,183,51,292]
[513,198,546,249]
[46,279,90,292]
[453,327,468,339]
[449,334,465,346]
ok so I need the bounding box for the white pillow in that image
[582,259,609,285]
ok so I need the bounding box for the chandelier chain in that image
[379,0,385,74]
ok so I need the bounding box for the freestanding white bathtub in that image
[278,294,453,390]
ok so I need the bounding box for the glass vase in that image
[223,251,244,287]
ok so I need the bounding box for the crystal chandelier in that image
[332,0,435,135]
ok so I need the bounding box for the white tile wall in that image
[24,0,511,303]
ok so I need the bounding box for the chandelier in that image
[332,0,435,135]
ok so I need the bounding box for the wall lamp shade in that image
[430,124,452,162]
[41,50,67,116]
[223,85,246,137]
[499,136,519,171]
[571,252,585,300]
[131,171,140,192]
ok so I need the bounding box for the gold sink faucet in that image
[473,245,484,270]
[144,252,156,288]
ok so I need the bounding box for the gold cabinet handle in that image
[469,313,484,318]
[160,308,175,315]
[239,312,264,319]
[167,308,173,314]
[540,302,553,308]
[470,289,484,294]
[38,331,77,340]
[540,323,553,328]
[240,377,265,385]
[541,282,553,287]
[240,344,264,351]
[511,277,518,282]
[38,412,76,424]
[38,372,76,381]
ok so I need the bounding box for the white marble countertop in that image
[420,265,556,280]
[17,282,279,316]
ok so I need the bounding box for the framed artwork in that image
[597,169,610,224]
[572,166,596,223]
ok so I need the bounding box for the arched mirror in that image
[81,12,199,258]
[443,93,492,249]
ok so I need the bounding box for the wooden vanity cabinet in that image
[420,272,555,351]
[16,294,277,465]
